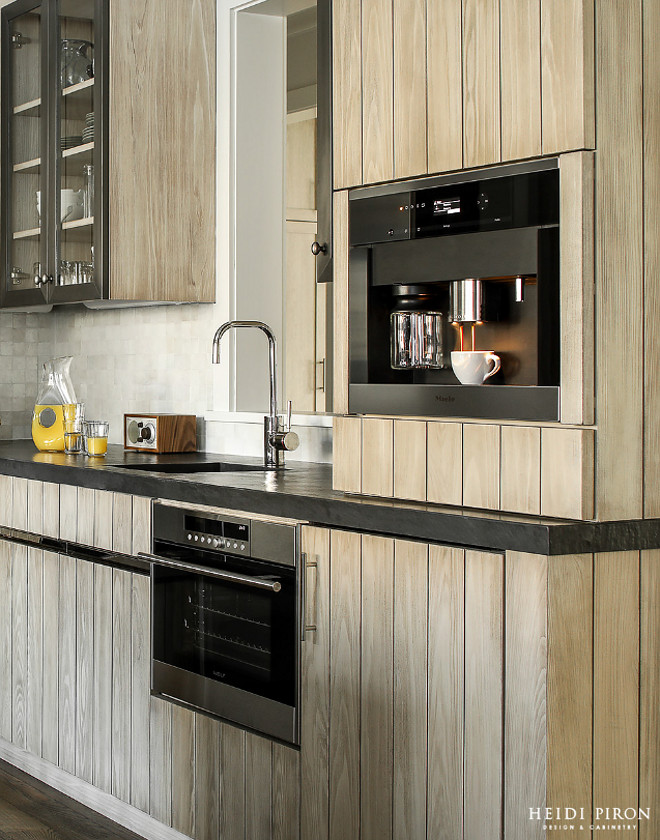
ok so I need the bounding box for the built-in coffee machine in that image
[348,159,560,421]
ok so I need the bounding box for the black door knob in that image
[311,241,327,256]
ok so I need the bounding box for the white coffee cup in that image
[36,189,85,223]
[451,350,501,385]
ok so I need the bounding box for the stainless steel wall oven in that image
[145,502,301,745]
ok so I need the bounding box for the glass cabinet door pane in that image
[56,0,96,292]
[6,5,45,298]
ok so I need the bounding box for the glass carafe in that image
[60,38,94,88]
[32,357,77,452]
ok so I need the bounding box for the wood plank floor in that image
[0,760,145,840]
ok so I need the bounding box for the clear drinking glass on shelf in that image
[84,420,108,456]
[82,164,94,217]
[63,402,85,454]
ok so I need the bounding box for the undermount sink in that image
[114,461,264,474]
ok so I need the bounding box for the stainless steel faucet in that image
[212,320,299,468]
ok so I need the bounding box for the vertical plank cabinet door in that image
[500,426,541,515]
[462,0,501,168]
[59,483,78,543]
[131,496,152,559]
[77,487,95,548]
[300,527,330,840]
[595,0,643,520]
[427,421,463,506]
[640,550,660,840]
[463,423,500,510]
[504,552,547,840]
[26,480,43,536]
[11,477,28,532]
[393,540,428,840]
[464,551,503,840]
[219,723,246,840]
[362,0,394,184]
[0,540,12,742]
[11,543,28,750]
[112,567,132,803]
[194,714,220,840]
[272,744,300,840]
[171,705,196,838]
[427,0,463,174]
[93,490,114,551]
[541,428,594,520]
[28,480,61,538]
[332,0,362,188]
[41,551,60,765]
[93,563,113,794]
[427,546,464,840]
[285,220,318,413]
[547,555,593,824]
[333,416,362,493]
[500,0,541,161]
[26,548,43,758]
[361,535,394,840]
[131,573,150,813]
[593,551,640,829]
[362,418,394,498]
[541,0,595,154]
[245,734,272,840]
[112,493,133,555]
[58,554,77,775]
[333,191,350,415]
[394,420,427,502]
[0,475,12,529]
[329,530,361,840]
[560,151,595,426]
[393,0,427,179]
[75,558,94,784]
[149,697,173,827]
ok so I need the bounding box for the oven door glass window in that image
[152,554,296,707]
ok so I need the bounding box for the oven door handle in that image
[138,552,282,593]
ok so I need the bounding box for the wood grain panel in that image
[272,743,300,840]
[427,545,464,840]
[332,191,350,414]
[541,0,595,153]
[93,490,113,551]
[462,423,500,509]
[41,551,59,765]
[77,487,95,548]
[394,420,427,502]
[42,482,60,539]
[245,734,272,840]
[464,550,503,840]
[329,530,361,840]
[332,0,362,188]
[149,698,172,827]
[11,544,28,750]
[547,554,592,823]
[393,539,428,840]
[362,0,394,183]
[195,714,220,840]
[109,0,215,301]
[59,484,78,542]
[300,527,330,840]
[93,563,113,794]
[504,552,547,840]
[500,426,541,514]
[26,549,43,758]
[361,535,394,840]
[112,493,133,555]
[644,0,660,518]
[560,151,595,425]
[111,568,132,802]
[427,0,463,173]
[58,554,77,775]
[541,427,594,519]
[131,496,151,557]
[462,0,501,167]
[394,0,427,178]
[427,421,463,506]
[27,480,43,536]
[219,724,245,840]
[595,0,643,520]
[0,540,12,742]
[593,551,639,827]
[500,0,541,160]
[75,559,94,784]
[130,573,150,813]
[640,550,660,839]
[285,221,318,412]
[0,475,12,528]
[362,417,394,498]
[332,416,362,493]
[171,705,195,837]
[11,478,28,532]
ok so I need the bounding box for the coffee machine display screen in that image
[434,197,461,216]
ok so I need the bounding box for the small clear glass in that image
[83,164,94,218]
[63,403,85,454]
[84,420,109,456]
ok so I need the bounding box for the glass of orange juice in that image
[84,421,109,456]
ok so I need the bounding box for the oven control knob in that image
[187,533,192,540]
[193,535,199,541]
[233,542,238,549]
[240,543,245,551]
[212,538,219,547]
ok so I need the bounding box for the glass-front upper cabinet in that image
[1,0,105,307]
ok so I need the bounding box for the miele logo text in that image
[434,395,456,403]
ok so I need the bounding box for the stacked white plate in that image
[82,112,94,144]
[61,135,82,150]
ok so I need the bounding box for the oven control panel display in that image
[183,514,250,556]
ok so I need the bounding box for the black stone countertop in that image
[1,440,659,556]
